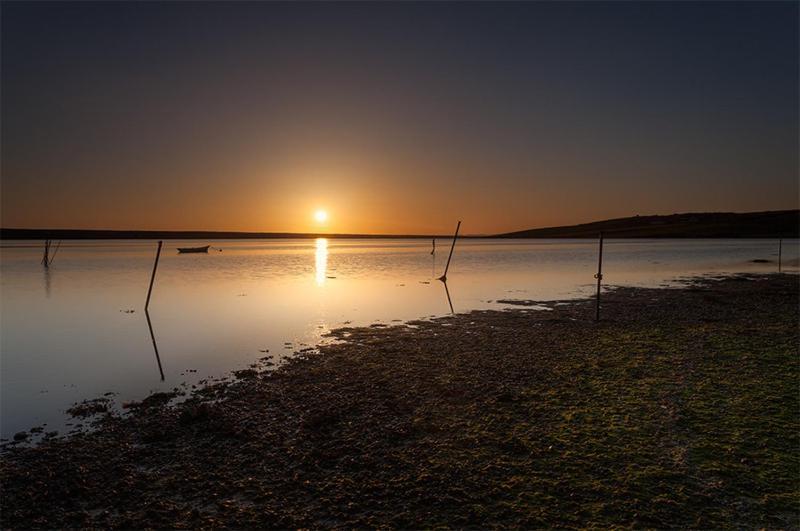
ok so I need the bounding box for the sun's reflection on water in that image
[315,238,328,286]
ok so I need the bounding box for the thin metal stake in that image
[145,241,163,311]
[595,232,604,322]
[778,239,782,273]
[438,221,461,282]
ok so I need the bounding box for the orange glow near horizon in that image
[2,3,798,235]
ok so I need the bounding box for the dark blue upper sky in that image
[2,1,797,233]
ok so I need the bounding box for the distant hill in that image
[496,210,800,238]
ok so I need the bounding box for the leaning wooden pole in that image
[594,232,604,322]
[145,241,163,311]
[778,239,782,273]
[438,221,461,282]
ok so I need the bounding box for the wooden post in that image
[595,232,604,322]
[438,221,461,282]
[778,239,782,273]
[145,241,163,311]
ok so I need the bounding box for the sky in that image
[2,1,798,235]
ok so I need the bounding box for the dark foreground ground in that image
[1,274,798,528]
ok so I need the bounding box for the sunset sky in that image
[2,1,798,235]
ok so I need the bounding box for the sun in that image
[314,209,328,223]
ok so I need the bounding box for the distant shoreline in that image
[0,230,796,241]
[2,209,798,240]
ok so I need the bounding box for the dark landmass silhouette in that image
[496,210,799,239]
[1,210,797,240]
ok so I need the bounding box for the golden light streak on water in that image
[315,238,328,286]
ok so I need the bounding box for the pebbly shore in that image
[1,273,798,528]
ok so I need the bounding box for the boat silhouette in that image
[177,245,210,254]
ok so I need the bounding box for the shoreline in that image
[1,273,798,528]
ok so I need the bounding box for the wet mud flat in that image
[1,274,798,528]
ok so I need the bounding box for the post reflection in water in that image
[442,280,455,315]
[42,267,51,298]
[315,238,328,286]
[145,309,165,381]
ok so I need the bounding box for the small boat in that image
[177,245,210,254]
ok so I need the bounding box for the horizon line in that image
[1,209,797,240]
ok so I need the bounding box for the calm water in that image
[1,238,797,439]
